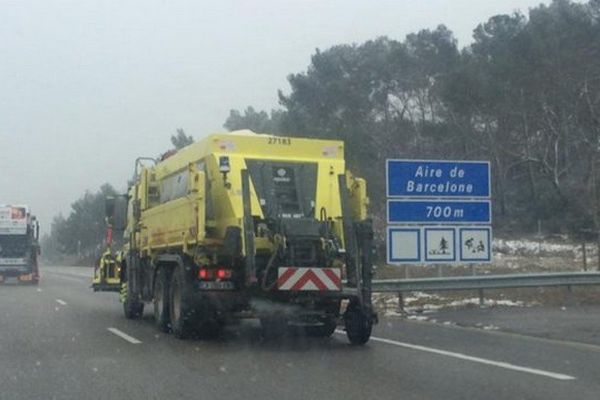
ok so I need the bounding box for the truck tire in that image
[169,264,196,339]
[153,267,171,332]
[122,258,144,319]
[344,305,372,345]
[123,283,144,319]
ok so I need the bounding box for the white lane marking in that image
[36,288,43,292]
[107,327,142,344]
[56,299,67,306]
[335,330,575,381]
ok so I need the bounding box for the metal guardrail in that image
[371,272,600,293]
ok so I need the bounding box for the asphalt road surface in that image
[1,266,599,400]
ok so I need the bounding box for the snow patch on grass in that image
[374,292,528,317]
[406,315,429,321]
[494,238,580,257]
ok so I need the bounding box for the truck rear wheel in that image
[169,265,196,339]
[344,305,372,345]
[122,281,144,320]
[153,267,171,332]
[122,260,144,319]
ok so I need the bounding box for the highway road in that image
[1,266,599,400]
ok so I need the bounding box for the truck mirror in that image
[113,195,129,231]
[106,195,128,231]
[105,197,116,220]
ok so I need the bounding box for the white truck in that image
[0,205,40,284]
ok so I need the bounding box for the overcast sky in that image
[0,0,553,233]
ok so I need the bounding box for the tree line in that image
[225,0,600,235]
[44,0,600,260]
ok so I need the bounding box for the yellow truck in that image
[100,130,376,344]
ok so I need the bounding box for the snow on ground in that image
[373,291,530,318]
[439,298,525,309]
[493,237,587,258]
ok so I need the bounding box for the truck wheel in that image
[169,265,196,339]
[153,267,171,332]
[305,317,337,338]
[260,317,288,340]
[122,282,144,319]
[344,306,372,345]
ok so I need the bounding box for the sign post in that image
[386,160,492,265]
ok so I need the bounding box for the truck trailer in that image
[0,205,40,284]
[101,130,376,344]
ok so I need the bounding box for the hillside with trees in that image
[225,0,600,235]
[44,0,600,262]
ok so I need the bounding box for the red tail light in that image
[198,268,210,280]
[198,267,231,280]
[216,268,232,279]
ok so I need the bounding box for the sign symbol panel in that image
[424,228,455,262]
[459,227,491,262]
[387,228,420,263]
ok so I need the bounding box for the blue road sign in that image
[387,160,490,198]
[388,199,491,224]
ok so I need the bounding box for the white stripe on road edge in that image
[56,299,67,306]
[335,331,575,381]
[107,327,142,344]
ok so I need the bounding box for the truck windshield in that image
[0,235,30,258]
[245,160,317,219]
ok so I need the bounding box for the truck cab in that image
[0,205,40,284]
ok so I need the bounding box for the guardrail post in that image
[582,242,587,271]
[478,289,485,307]
[597,234,600,271]
[398,292,404,313]
[565,284,575,306]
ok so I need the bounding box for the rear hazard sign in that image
[277,267,341,291]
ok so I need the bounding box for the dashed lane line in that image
[335,330,575,381]
[56,299,67,306]
[107,327,142,344]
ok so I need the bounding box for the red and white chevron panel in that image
[277,267,342,291]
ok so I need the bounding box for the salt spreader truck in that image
[0,205,40,284]
[99,131,376,344]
